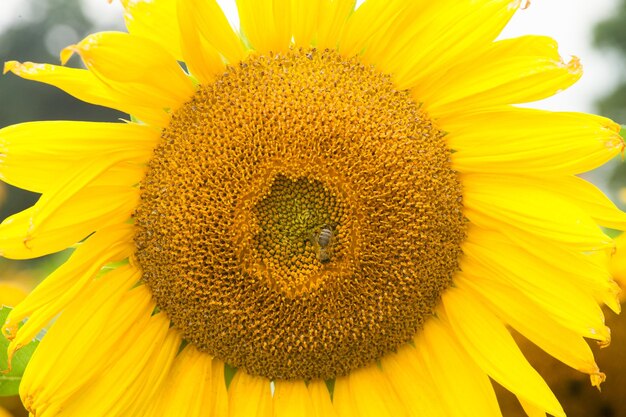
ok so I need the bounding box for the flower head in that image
[2,0,625,416]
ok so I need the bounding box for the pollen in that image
[134,48,466,380]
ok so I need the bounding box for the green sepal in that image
[0,306,39,397]
[224,363,237,389]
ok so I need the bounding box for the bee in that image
[312,224,335,263]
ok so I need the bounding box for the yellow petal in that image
[357,0,520,91]
[334,363,407,417]
[180,0,246,64]
[0,188,136,261]
[338,0,413,58]
[3,225,134,357]
[474,223,619,313]
[307,380,338,417]
[209,358,229,417]
[290,0,320,46]
[122,326,183,417]
[273,380,314,417]
[455,273,602,376]
[157,345,218,417]
[60,312,178,417]
[19,266,143,416]
[442,288,565,417]
[381,345,448,417]
[237,0,290,52]
[611,233,626,289]
[0,155,139,259]
[535,175,626,231]
[423,36,581,118]
[316,0,355,50]
[462,230,611,342]
[176,0,229,84]
[119,0,183,60]
[413,317,503,417]
[267,0,351,50]
[3,61,169,126]
[0,121,157,193]
[519,399,547,417]
[445,108,624,175]
[462,174,612,251]
[228,371,272,417]
[61,32,194,112]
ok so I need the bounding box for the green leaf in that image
[0,306,39,397]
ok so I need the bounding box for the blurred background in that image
[0,0,625,416]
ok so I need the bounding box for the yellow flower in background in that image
[2,0,626,416]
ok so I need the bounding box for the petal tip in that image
[60,45,78,66]
[3,61,18,75]
[513,0,526,10]
[591,372,606,390]
[567,55,583,75]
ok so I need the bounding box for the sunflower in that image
[2,0,625,416]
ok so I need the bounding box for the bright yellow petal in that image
[316,0,355,50]
[0,121,157,193]
[381,345,447,417]
[61,32,194,112]
[0,155,140,259]
[157,345,217,417]
[290,1,320,46]
[455,273,602,377]
[3,224,135,357]
[422,36,582,118]
[3,61,169,126]
[59,312,178,417]
[19,266,143,416]
[228,371,272,417]
[349,0,519,91]
[334,363,407,417]
[462,229,611,342]
[338,0,412,58]
[263,0,352,50]
[210,358,229,417]
[307,380,338,417]
[444,108,623,175]
[182,0,246,64]
[121,326,182,417]
[414,317,503,417]
[535,175,626,231]
[176,0,229,84]
[442,288,565,417]
[472,223,619,313]
[119,0,183,60]
[611,233,626,289]
[273,380,315,417]
[237,0,291,52]
[0,187,136,261]
[519,399,548,417]
[462,174,612,251]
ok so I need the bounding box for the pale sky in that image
[0,0,622,114]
